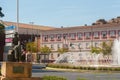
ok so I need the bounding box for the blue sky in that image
[1,0,120,27]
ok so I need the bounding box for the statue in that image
[9,32,22,62]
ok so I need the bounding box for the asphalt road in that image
[32,69,120,80]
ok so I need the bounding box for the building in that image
[2,17,120,62]
[41,17,120,61]
[2,21,55,61]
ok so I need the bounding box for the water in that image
[112,38,120,65]
[54,52,104,66]
[54,38,120,66]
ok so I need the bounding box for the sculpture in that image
[10,32,22,62]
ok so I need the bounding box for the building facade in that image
[41,21,120,61]
[2,17,120,62]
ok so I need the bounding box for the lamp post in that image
[16,0,19,32]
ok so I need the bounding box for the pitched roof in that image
[45,23,120,31]
[3,21,56,30]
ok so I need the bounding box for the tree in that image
[0,7,5,61]
[100,41,113,64]
[39,46,51,63]
[91,47,101,54]
[0,7,4,17]
[57,48,68,54]
[0,23,5,61]
[91,41,113,56]
[26,42,38,53]
[40,45,51,54]
[101,41,113,56]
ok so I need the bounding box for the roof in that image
[45,22,120,31]
[2,20,120,32]
[3,21,56,30]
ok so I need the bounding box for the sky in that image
[0,0,120,28]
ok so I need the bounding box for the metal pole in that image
[16,0,19,32]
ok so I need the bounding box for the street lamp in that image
[16,0,19,32]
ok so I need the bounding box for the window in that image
[43,35,48,41]
[85,32,91,39]
[57,54,60,57]
[63,34,68,40]
[86,43,90,49]
[56,34,61,41]
[93,32,99,38]
[50,35,54,41]
[110,30,116,37]
[51,53,54,59]
[57,44,60,49]
[51,44,54,49]
[118,31,120,36]
[70,33,76,40]
[101,31,107,38]
[77,33,83,40]
[95,42,98,47]
[78,43,82,49]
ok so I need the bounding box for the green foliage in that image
[57,48,68,54]
[101,41,113,55]
[91,47,101,54]
[0,23,4,30]
[47,63,120,71]
[0,7,4,18]
[77,78,87,80]
[0,23,5,46]
[40,45,51,54]
[91,41,113,55]
[26,42,38,53]
[43,76,67,80]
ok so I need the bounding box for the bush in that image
[77,78,87,80]
[43,76,67,80]
[47,63,120,71]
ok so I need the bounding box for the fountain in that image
[54,38,120,67]
[54,52,103,66]
[112,38,120,65]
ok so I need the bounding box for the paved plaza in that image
[32,69,120,80]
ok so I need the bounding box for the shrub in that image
[77,78,87,80]
[47,63,120,72]
[43,76,67,80]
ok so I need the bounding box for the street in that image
[32,69,120,80]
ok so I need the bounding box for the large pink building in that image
[41,17,120,61]
[3,17,120,62]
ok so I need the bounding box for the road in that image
[32,69,120,80]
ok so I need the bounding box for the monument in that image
[7,32,22,62]
[0,32,42,80]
